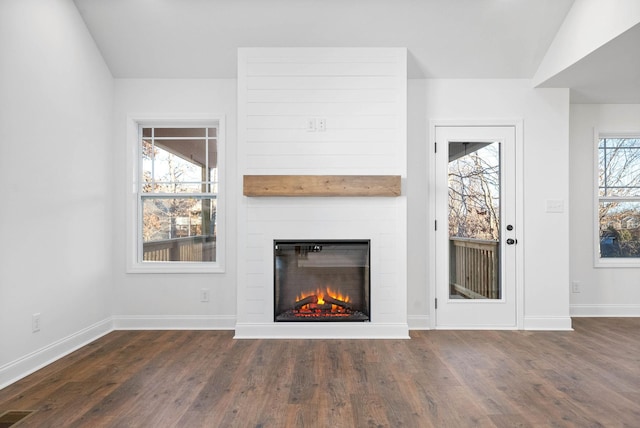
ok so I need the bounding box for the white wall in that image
[406,79,572,329]
[534,0,640,86]
[112,79,237,329]
[406,79,429,327]
[0,0,114,387]
[570,104,640,316]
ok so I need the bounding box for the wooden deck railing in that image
[449,237,499,299]
[143,236,215,262]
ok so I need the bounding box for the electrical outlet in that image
[318,118,327,132]
[571,281,580,293]
[200,288,210,302]
[32,313,41,332]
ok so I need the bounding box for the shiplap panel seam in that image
[246,56,399,63]
[247,103,397,116]
[245,143,394,156]
[246,76,399,90]
[246,115,398,129]
[247,91,398,103]
[246,63,398,77]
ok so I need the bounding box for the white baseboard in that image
[523,316,573,330]
[0,315,235,390]
[113,315,236,330]
[571,304,640,317]
[0,318,113,390]
[434,323,519,330]
[408,315,577,331]
[408,315,431,330]
[234,322,410,339]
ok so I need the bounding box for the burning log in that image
[309,303,333,311]
[293,295,318,310]
[323,295,352,310]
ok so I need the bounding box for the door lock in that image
[506,238,517,245]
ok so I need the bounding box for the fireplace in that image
[274,240,370,322]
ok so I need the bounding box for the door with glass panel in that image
[434,126,518,328]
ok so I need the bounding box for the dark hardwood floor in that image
[1,318,639,427]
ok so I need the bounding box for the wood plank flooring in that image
[0,318,639,427]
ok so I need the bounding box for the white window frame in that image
[126,115,225,273]
[594,129,640,268]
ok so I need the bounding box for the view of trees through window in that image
[140,127,218,262]
[448,142,501,241]
[598,137,640,258]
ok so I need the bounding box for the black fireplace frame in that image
[273,239,371,322]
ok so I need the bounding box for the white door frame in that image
[428,119,525,330]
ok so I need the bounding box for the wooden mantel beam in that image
[243,175,401,197]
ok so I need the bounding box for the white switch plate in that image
[306,118,316,132]
[32,313,41,332]
[546,199,564,213]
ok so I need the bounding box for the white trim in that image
[435,324,518,330]
[594,258,640,268]
[234,323,410,339]
[523,316,573,331]
[427,123,438,329]
[0,318,113,390]
[113,315,236,330]
[407,315,431,330]
[125,114,226,274]
[428,119,525,330]
[571,304,640,317]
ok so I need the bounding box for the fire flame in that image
[295,286,350,308]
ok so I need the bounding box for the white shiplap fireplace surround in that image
[235,48,408,338]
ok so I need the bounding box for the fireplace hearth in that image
[274,240,370,322]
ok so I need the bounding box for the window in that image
[597,135,640,264]
[127,118,224,273]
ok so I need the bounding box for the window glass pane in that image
[153,128,206,138]
[599,138,640,197]
[142,197,216,262]
[448,142,500,240]
[151,141,207,193]
[208,140,217,169]
[599,201,640,258]
[601,138,640,149]
[141,139,154,192]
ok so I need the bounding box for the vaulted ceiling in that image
[73,0,640,103]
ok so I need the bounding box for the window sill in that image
[594,258,640,269]
[127,262,225,274]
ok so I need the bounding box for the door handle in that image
[506,238,517,245]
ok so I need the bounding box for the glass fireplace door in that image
[274,240,370,322]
